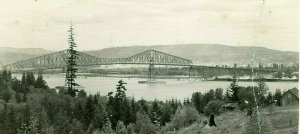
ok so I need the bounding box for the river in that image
[13,73,299,101]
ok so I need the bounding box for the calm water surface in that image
[14,74,299,101]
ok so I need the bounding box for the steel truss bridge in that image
[2,49,278,81]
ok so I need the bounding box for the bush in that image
[164,106,200,131]
[134,111,157,134]
[126,123,134,134]
[243,114,271,134]
[202,118,208,126]
[140,124,157,134]
[203,100,224,116]
[116,121,127,134]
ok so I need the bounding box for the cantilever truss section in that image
[3,49,193,72]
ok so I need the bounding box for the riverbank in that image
[76,73,299,82]
[211,78,299,82]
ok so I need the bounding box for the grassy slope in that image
[176,111,248,134]
[266,106,299,134]
[175,106,298,134]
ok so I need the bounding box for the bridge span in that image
[2,49,279,81]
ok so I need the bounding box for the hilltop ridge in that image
[0,44,298,66]
[85,44,299,66]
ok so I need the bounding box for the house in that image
[222,102,239,112]
[280,88,299,107]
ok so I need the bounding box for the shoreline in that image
[14,73,299,82]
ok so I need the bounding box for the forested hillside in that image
[0,69,298,134]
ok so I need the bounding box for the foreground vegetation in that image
[0,70,298,134]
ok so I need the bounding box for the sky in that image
[0,0,298,51]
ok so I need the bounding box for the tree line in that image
[0,70,292,134]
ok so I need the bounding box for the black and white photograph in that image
[0,0,299,134]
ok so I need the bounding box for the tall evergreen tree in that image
[192,92,203,113]
[26,72,35,86]
[84,95,95,128]
[21,73,28,93]
[150,99,161,127]
[115,80,127,100]
[113,80,128,128]
[130,98,137,123]
[228,79,239,102]
[34,73,47,89]
[1,69,12,82]
[66,24,80,97]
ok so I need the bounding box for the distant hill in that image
[0,47,52,66]
[0,44,298,67]
[85,44,299,66]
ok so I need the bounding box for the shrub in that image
[126,123,134,134]
[134,111,157,134]
[116,121,127,134]
[203,100,224,116]
[164,106,200,131]
[202,118,208,126]
[243,114,271,134]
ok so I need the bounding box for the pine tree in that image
[1,69,12,82]
[21,73,29,93]
[15,90,21,103]
[150,99,161,126]
[101,119,114,134]
[112,80,128,128]
[215,88,223,101]
[21,73,26,86]
[66,24,80,97]
[77,90,87,98]
[2,88,11,102]
[138,98,148,113]
[135,111,157,134]
[0,103,9,133]
[92,103,107,130]
[8,106,18,134]
[17,117,40,134]
[116,121,127,134]
[34,73,47,89]
[26,72,35,86]
[192,92,203,113]
[115,80,127,100]
[23,92,27,102]
[69,119,85,134]
[94,94,99,104]
[225,89,231,101]
[130,98,137,123]
[84,95,95,128]
[161,103,172,126]
[228,79,239,102]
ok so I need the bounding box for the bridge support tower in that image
[147,63,156,82]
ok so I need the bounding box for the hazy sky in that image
[0,0,298,51]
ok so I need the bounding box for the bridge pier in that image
[147,63,156,82]
[188,66,195,79]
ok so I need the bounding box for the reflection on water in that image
[13,73,299,101]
